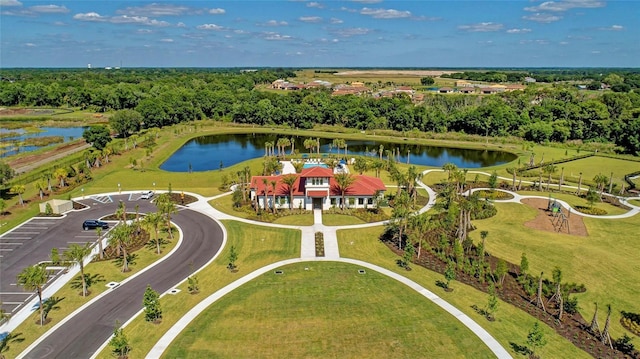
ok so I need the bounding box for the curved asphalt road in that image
[22,207,224,359]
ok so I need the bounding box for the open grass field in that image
[163,261,495,359]
[322,213,366,226]
[95,220,301,358]
[629,199,640,206]
[336,226,591,359]
[4,235,179,357]
[273,213,314,226]
[552,156,640,188]
[473,202,640,339]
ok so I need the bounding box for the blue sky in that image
[1,0,638,68]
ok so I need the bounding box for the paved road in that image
[0,194,157,315]
[20,202,224,358]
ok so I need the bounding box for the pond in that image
[160,133,516,172]
[0,126,87,157]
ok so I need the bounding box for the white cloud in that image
[330,17,343,24]
[73,12,107,22]
[0,0,22,6]
[137,29,153,34]
[360,7,411,19]
[506,28,532,33]
[299,16,322,23]
[177,22,186,28]
[117,3,192,16]
[260,19,288,26]
[307,2,323,8]
[52,21,66,26]
[458,22,504,32]
[209,8,225,14]
[599,24,623,31]
[523,13,562,23]
[197,23,225,30]
[262,32,292,41]
[24,42,36,47]
[29,4,69,13]
[330,27,372,37]
[524,0,605,12]
[110,15,171,27]
[160,38,174,42]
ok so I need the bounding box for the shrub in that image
[574,206,607,215]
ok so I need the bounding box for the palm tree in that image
[35,180,47,200]
[379,144,384,161]
[270,180,278,214]
[261,178,269,211]
[593,173,609,198]
[155,193,177,240]
[53,167,68,188]
[281,175,297,210]
[108,224,134,272]
[442,163,457,181]
[43,171,53,192]
[303,138,317,154]
[64,243,93,296]
[142,211,164,254]
[334,173,356,210]
[10,185,25,207]
[0,332,25,359]
[17,264,48,326]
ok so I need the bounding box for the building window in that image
[367,198,373,205]
[358,198,364,205]
[330,198,336,205]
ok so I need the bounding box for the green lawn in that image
[322,213,366,226]
[273,214,314,226]
[517,190,629,215]
[163,262,495,359]
[628,199,640,206]
[554,156,640,188]
[337,226,591,359]
[96,220,301,359]
[473,202,640,339]
[4,235,179,357]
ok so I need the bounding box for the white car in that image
[140,190,154,200]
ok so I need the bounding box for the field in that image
[162,261,495,359]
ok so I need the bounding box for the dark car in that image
[82,219,109,230]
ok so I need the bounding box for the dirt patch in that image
[0,108,30,116]
[522,198,588,237]
[8,140,89,172]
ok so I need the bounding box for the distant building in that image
[458,88,475,94]
[505,84,526,92]
[525,77,536,83]
[438,87,454,94]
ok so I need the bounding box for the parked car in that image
[82,219,109,230]
[140,190,154,200]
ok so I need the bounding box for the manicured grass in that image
[628,199,640,206]
[473,202,640,339]
[273,213,314,226]
[163,261,495,359]
[4,235,178,357]
[95,220,301,359]
[337,226,590,359]
[517,190,629,215]
[554,156,639,188]
[322,213,366,226]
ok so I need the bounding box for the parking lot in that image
[0,194,157,317]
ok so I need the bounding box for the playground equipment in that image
[548,197,570,234]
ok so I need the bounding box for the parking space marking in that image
[10,231,41,234]
[0,236,32,240]
[75,235,98,238]
[0,248,14,251]
[0,242,22,245]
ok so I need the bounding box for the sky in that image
[1,0,638,68]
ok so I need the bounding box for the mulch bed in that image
[166,192,198,205]
[522,198,588,237]
[384,242,636,358]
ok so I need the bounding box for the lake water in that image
[160,133,516,172]
[0,126,86,156]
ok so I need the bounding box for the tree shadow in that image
[509,341,531,356]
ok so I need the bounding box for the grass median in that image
[95,220,301,358]
[5,235,179,357]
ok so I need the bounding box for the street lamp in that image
[118,183,121,194]
[81,188,85,199]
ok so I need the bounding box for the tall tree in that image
[82,126,112,150]
[155,193,177,240]
[142,211,164,254]
[108,223,134,272]
[270,180,278,214]
[109,109,142,137]
[333,173,356,210]
[54,167,68,188]
[0,332,24,359]
[64,243,93,296]
[17,264,48,325]
[281,174,297,210]
[9,184,25,207]
[543,164,557,191]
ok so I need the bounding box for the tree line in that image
[1,69,640,155]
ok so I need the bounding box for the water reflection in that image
[160,133,516,172]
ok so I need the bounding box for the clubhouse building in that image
[250,166,386,210]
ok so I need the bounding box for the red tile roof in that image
[251,173,386,197]
[307,190,329,197]
[300,167,333,178]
